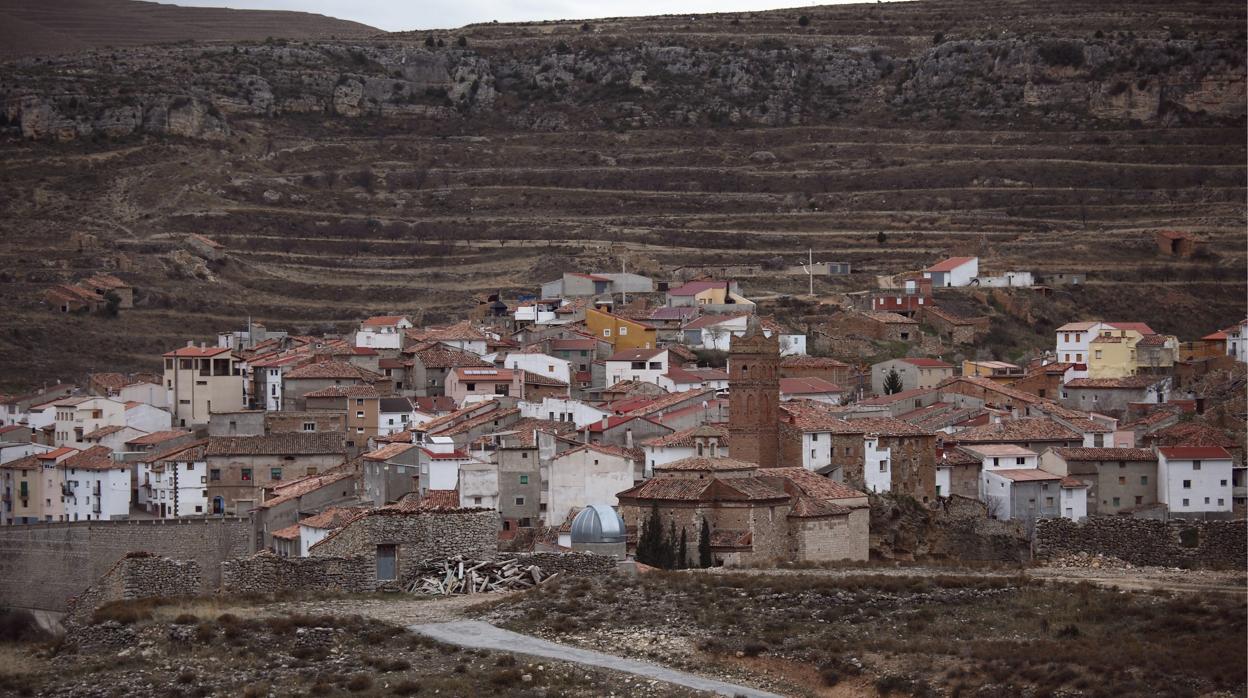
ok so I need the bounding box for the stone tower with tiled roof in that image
[728,316,780,468]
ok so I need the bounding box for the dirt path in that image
[411,620,783,698]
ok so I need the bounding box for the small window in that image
[473,496,482,505]
[1141,475,1148,485]
[356,411,365,418]
[1135,496,1142,505]
[209,469,221,481]
[810,433,818,442]
[241,468,252,482]
[879,460,888,472]
[1192,461,1202,470]
[1218,498,1224,506]
[515,496,525,506]
[618,326,628,336]
[1182,479,1191,489]
[1182,498,1190,507]
[270,468,282,481]
[603,328,611,338]
[186,463,194,471]
[1204,497,1210,504]
[1016,457,1025,465]
[1118,476,1126,485]
[356,398,364,406]
[303,422,316,432]
[1220,479,1228,486]
[519,475,529,485]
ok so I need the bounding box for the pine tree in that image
[678,527,688,569]
[883,367,904,395]
[698,517,713,568]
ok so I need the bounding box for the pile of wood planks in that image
[406,555,554,595]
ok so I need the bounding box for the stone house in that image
[204,432,347,516]
[616,457,869,566]
[779,355,852,387]
[822,311,919,342]
[361,442,420,506]
[304,385,379,454]
[583,414,673,449]
[981,468,1085,533]
[265,410,346,435]
[1155,230,1205,257]
[1060,376,1170,417]
[870,358,954,395]
[1039,447,1159,516]
[920,305,988,344]
[79,274,134,309]
[936,446,982,499]
[308,508,498,587]
[403,342,493,397]
[282,359,388,411]
[254,465,361,552]
[948,417,1084,452]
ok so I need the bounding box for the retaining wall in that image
[1033,516,1246,569]
[64,554,201,627]
[0,518,249,612]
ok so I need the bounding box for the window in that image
[1112,497,1120,507]
[195,506,203,513]
[270,468,282,481]
[209,469,221,481]
[992,458,1000,467]
[356,398,364,406]
[356,427,364,434]
[648,361,661,370]
[1140,475,1148,485]
[1191,460,1202,470]
[1045,497,1054,506]
[241,468,252,482]
[303,422,316,432]
[1182,479,1191,489]
[1182,498,1190,507]
[514,496,525,506]
[810,449,816,460]
[1135,496,1143,505]
[466,383,476,391]
[1220,479,1228,486]
[519,475,529,485]
[473,496,482,505]
[1094,350,1103,360]
[810,433,818,442]
[1016,457,1026,465]
[603,328,611,338]
[356,411,365,418]
[879,460,888,472]
[200,476,206,484]
[1218,499,1224,506]
[1118,476,1126,485]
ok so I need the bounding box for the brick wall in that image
[64,554,201,627]
[0,518,249,613]
[1033,517,1246,570]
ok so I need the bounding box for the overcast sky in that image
[156,0,836,32]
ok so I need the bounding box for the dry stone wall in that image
[1033,517,1247,570]
[221,552,373,595]
[513,552,617,578]
[310,509,497,583]
[0,518,250,613]
[64,554,201,628]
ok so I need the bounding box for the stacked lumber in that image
[406,555,554,595]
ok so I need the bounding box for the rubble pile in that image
[1044,551,1134,570]
[407,555,553,595]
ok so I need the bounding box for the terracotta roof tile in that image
[642,424,729,448]
[1050,447,1157,462]
[205,433,345,456]
[952,418,1080,443]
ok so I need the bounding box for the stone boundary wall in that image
[64,554,201,628]
[221,552,374,595]
[0,518,250,612]
[1034,517,1247,569]
[513,552,618,577]
[310,509,498,584]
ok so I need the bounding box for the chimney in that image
[601,415,610,430]
[625,428,633,449]
[186,340,194,348]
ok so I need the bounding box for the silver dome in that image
[570,504,626,544]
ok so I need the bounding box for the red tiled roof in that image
[654,455,756,472]
[924,256,977,273]
[641,424,729,448]
[126,430,193,446]
[285,361,382,381]
[951,418,1080,443]
[623,389,713,417]
[363,442,418,461]
[411,345,492,369]
[988,468,1061,482]
[1064,376,1162,389]
[606,347,666,362]
[763,466,867,501]
[681,313,749,330]
[1158,446,1232,460]
[900,357,954,368]
[1146,423,1237,448]
[668,280,729,296]
[304,384,380,399]
[779,377,843,395]
[617,476,788,503]
[556,442,641,461]
[257,467,356,509]
[1108,322,1156,335]
[1051,448,1157,462]
[781,355,849,369]
[163,346,232,358]
[299,506,369,530]
[205,433,345,456]
[361,315,410,327]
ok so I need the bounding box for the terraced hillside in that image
[0,0,1244,388]
[0,0,380,60]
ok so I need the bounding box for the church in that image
[615,319,870,565]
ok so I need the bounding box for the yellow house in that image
[667,280,755,309]
[1087,329,1144,378]
[0,446,75,524]
[585,308,656,350]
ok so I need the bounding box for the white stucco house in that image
[355,315,413,350]
[922,256,978,287]
[604,348,669,387]
[1157,446,1234,515]
[59,448,131,522]
[680,314,806,356]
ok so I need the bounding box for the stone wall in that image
[1033,517,1247,570]
[221,552,374,595]
[513,552,618,577]
[64,554,201,628]
[0,518,250,613]
[310,509,498,586]
[870,494,1031,563]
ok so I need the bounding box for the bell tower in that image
[728,316,780,468]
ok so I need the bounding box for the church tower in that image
[728,316,780,468]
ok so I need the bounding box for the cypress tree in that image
[637,503,663,566]
[698,517,713,568]
[665,520,678,569]
[678,527,689,569]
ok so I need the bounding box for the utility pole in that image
[620,258,627,306]
[799,248,814,297]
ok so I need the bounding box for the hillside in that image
[0,0,380,60]
[0,0,1244,388]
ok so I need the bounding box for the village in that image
[3,247,1244,586]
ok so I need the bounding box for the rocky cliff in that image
[2,1,1244,141]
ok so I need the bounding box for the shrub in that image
[489,668,524,686]
[1038,40,1085,68]
[798,15,810,27]
[391,680,421,695]
[345,674,373,692]
[456,36,468,48]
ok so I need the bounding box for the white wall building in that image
[59,450,131,522]
[53,397,126,448]
[355,315,413,350]
[519,396,610,429]
[547,444,637,530]
[922,256,979,287]
[681,314,806,356]
[1226,319,1247,363]
[124,402,173,434]
[862,437,892,493]
[604,348,669,387]
[378,397,416,436]
[458,461,499,510]
[499,352,573,385]
[1157,447,1234,515]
